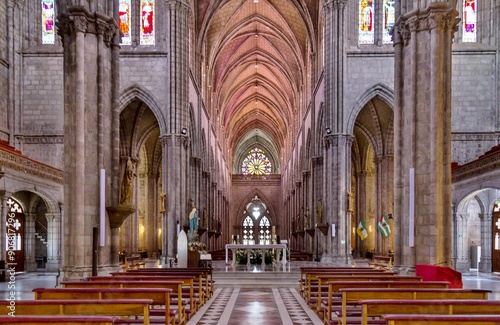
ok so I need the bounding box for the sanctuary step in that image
[213,269,300,288]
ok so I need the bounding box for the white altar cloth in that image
[225,244,287,265]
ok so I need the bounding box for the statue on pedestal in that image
[305,206,311,229]
[189,201,198,235]
[317,199,323,225]
[120,157,135,206]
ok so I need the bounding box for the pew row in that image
[33,287,174,325]
[357,299,500,325]
[0,315,120,324]
[85,275,201,315]
[316,280,450,315]
[0,299,152,325]
[61,280,188,321]
[333,288,491,325]
[382,314,500,325]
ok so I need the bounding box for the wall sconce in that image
[325,127,332,134]
[181,128,187,135]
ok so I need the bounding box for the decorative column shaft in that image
[393,3,458,268]
[24,213,37,272]
[45,212,62,272]
[479,213,492,273]
[454,213,470,272]
[57,5,118,278]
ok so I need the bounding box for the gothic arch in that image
[119,83,166,135]
[235,190,278,226]
[347,82,394,135]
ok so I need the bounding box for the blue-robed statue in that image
[189,201,198,234]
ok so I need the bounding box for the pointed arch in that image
[347,83,394,134]
[119,83,166,135]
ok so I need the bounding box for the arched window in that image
[359,0,374,44]
[383,0,395,44]
[119,0,132,45]
[463,0,477,42]
[140,0,155,45]
[119,0,155,46]
[358,0,395,45]
[241,148,272,175]
[241,196,272,245]
[41,0,55,44]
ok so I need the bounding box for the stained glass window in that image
[359,0,374,44]
[383,0,395,44]
[463,0,477,42]
[41,0,55,44]
[242,216,254,245]
[259,216,271,244]
[140,0,155,45]
[241,148,272,175]
[119,0,132,45]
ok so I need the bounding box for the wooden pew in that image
[334,288,491,325]
[303,271,397,301]
[81,276,197,316]
[124,256,145,271]
[43,286,177,325]
[0,315,120,324]
[316,280,450,316]
[0,299,152,325]
[117,268,214,301]
[368,255,392,270]
[61,282,184,324]
[358,299,500,325]
[105,273,207,307]
[299,267,386,296]
[382,314,500,325]
[306,273,419,308]
[120,267,214,299]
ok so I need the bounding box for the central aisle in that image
[187,287,323,325]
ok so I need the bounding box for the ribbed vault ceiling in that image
[198,0,317,172]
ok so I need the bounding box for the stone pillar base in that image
[321,254,353,265]
[478,261,491,273]
[455,259,470,273]
[45,260,60,272]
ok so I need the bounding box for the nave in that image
[1,260,500,325]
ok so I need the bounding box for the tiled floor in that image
[1,260,500,325]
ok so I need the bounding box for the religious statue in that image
[120,157,135,206]
[296,214,301,231]
[189,201,198,234]
[159,191,167,213]
[305,206,311,229]
[211,213,216,231]
[317,199,323,225]
[202,207,207,228]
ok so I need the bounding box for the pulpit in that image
[188,250,200,268]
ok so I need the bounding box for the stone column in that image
[24,213,37,272]
[374,155,394,254]
[356,171,368,256]
[45,212,61,272]
[57,4,118,278]
[454,213,470,272]
[323,135,353,264]
[161,134,189,261]
[393,3,458,268]
[147,172,158,257]
[0,192,9,260]
[479,213,492,273]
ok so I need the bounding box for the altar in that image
[225,244,287,266]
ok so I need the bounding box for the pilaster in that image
[45,212,61,272]
[454,213,470,272]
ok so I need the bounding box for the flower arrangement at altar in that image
[235,249,275,265]
[188,241,207,252]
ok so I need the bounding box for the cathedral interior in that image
[0,0,499,278]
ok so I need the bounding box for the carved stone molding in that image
[23,136,64,144]
[452,147,500,182]
[0,148,63,184]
